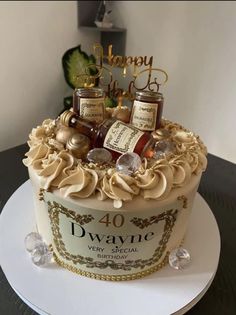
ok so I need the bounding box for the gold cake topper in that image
[75,43,168,102]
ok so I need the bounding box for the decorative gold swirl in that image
[129,67,168,95]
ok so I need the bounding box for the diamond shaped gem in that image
[116,152,142,175]
[169,247,191,270]
[31,243,53,266]
[24,232,43,252]
[87,148,112,164]
[153,140,175,159]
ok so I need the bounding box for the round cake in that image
[23,115,207,281]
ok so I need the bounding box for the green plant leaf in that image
[62,45,97,89]
[104,97,118,108]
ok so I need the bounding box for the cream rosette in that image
[101,169,140,201]
[185,149,207,175]
[136,160,173,200]
[162,120,181,134]
[168,155,192,187]
[172,130,197,154]
[28,119,56,148]
[37,150,74,189]
[58,164,98,199]
[23,143,51,169]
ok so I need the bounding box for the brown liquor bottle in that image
[73,88,105,123]
[60,110,155,160]
[130,91,164,131]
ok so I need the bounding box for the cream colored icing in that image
[136,160,173,200]
[102,170,139,201]
[59,164,98,199]
[23,118,207,203]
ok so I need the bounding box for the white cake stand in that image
[0,181,220,315]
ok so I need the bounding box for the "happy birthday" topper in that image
[75,43,168,101]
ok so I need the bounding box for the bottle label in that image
[131,100,158,131]
[104,120,144,154]
[80,98,104,123]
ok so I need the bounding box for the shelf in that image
[78,1,126,56]
[80,26,126,33]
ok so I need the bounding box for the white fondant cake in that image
[23,117,207,280]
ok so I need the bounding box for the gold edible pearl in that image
[112,106,131,123]
[56,125,78,144]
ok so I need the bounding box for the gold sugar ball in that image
[112,106,131,123]
[55,125,78,144]
[105,107,114,119]
[66,133,90,159]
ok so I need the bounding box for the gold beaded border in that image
[53,251,170,281]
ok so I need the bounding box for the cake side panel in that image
[28,167,53,244]
[167,179,200,251]
[42,178,200,279]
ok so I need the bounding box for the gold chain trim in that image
[39,188,46,201]
[177,195,188,209]
[53,251,169,281]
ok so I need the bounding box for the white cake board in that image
[0,181,220,315]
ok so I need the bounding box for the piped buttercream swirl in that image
[58,163,98,198]
[136,160,173,199]
[24,118,207,204]
[102,169,139,201]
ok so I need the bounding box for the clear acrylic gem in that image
[24,232,43,252]
[31,243,53,266]
[153,140,175,159]
[87,148,112,164]
[169,247,191,270]
[116,152,142,175]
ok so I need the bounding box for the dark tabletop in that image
[0,143,235,315]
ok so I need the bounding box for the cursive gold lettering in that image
[94,44,153,73]
[144,56,153,67]
[134,56,144,67]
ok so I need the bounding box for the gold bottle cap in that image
[60,110,75,127]
[66,133,90,159]
[75,87,104,98]
[135,91,163,102]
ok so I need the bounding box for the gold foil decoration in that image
[177,195,188,209]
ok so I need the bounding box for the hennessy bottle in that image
[73,87,105,123]
[60,110,155,160]
[130,91,164,131]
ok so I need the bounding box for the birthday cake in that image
[23,44,207,280]
[23,113,207,281]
